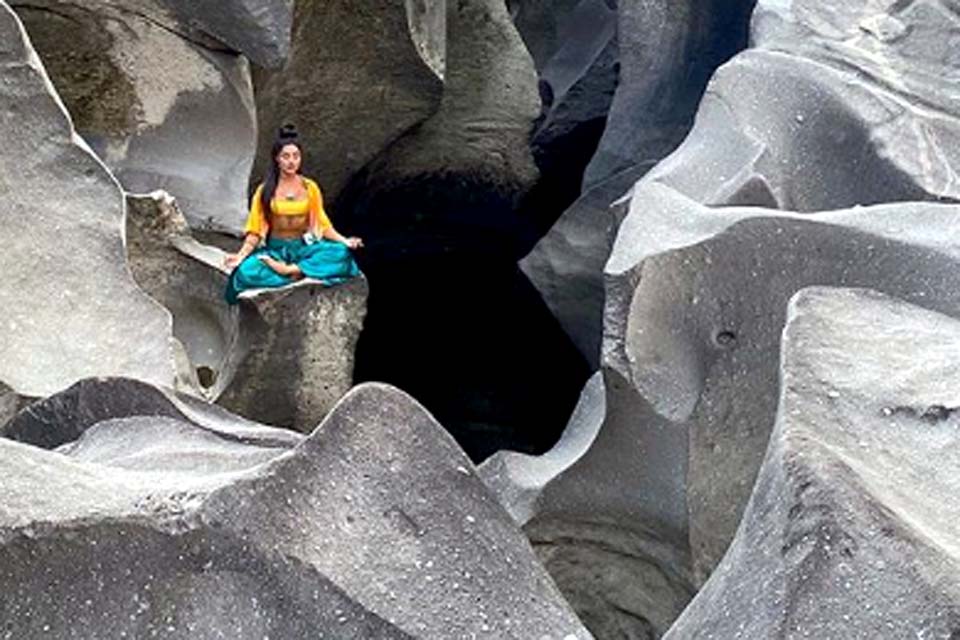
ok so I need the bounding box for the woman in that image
[224,125,362,304]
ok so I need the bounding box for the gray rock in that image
[1,382,592,639]
[520,166,640,367]
[2,376,298,451]
[125,191,368,432]
[0,2,175,406]
[254,0,444,205]
[217,275,369,433]
[664,287,960,639]
[357,0,541,203]
[125,191,238,397]
[531,0,617,149]
[480,371,607,526]
[607,186,960,582]
[646,0,960,210]
[582,0,755,189]
[507,0,585,71]
[160,0,293,69]
[12,0,259,233]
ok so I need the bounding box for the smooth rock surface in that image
[13,0,259,232]
[254,0,443,205]
[0,2,175,403]
[351,0,540,206]
[582,0,755,189]
[645,0,960,210]
[664,287,960,639]
[520,167,639,367]
[1,382,592,639]
[607,186,960,582]
[125,191,238,397]
[1,376,299,451]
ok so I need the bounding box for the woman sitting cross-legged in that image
[224,124,362,304]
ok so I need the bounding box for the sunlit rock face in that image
[0,1,175,414]
[0,381,593,640]
[254,0,444,208]
[11,0,260,233]
[665,287,960,639]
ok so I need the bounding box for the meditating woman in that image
[224,125,362,304]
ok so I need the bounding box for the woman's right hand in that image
[224,253,243,271]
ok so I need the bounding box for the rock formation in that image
[1,381,593,639]
[125,191,368,432]
[582,0,755,189]
[11,0,260,232]
[0,1,176,413]
[523,0,755,366]
[344,0,541,214]
[664,287,960,639]
[254,0,444,206]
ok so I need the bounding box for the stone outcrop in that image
[523,0,754,366]
[254,0,444,206]
[0,1,175,411]
[607,188,960,582]
[12,0,259,232]
[125,191,368,432]
[519,168,637,367]
[346,0,540,211]
[1,381,592,639]
[582,0,754,189]
[216,275,368,432]
[664,287,960,639]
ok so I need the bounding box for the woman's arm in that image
[224,232,261,270]
[320,225,363,249]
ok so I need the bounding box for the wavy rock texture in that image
[664,287,960,639]
[607,188,960,583]
[11,0,259,232]
[0,381,592,639]
[523,0,754,367]
[0,1,175,408]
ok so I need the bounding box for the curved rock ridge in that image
[606,187,960,582]
[0,1,175,403]
[664,287,960,639]
[11,0,259,233]
[1,376,300,451]
[254,0,444,207]
[0,381,592,639]
[648,0,960,211]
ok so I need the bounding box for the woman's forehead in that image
[279,144,300,155]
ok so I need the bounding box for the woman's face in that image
[276,144,302,176]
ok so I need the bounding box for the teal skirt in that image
[225,237,361,304]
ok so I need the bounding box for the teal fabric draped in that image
[225,237,360,304]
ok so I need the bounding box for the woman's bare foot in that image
[260,255,305,280]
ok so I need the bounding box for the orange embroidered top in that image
[243,177,332,238]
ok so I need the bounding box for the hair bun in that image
[278,123,299,140]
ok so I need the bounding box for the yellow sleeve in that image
[244,185,269,237]
[307,179,332,234]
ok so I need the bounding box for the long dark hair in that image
[261,124,303,213]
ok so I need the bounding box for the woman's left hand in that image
[344,237,364,250]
